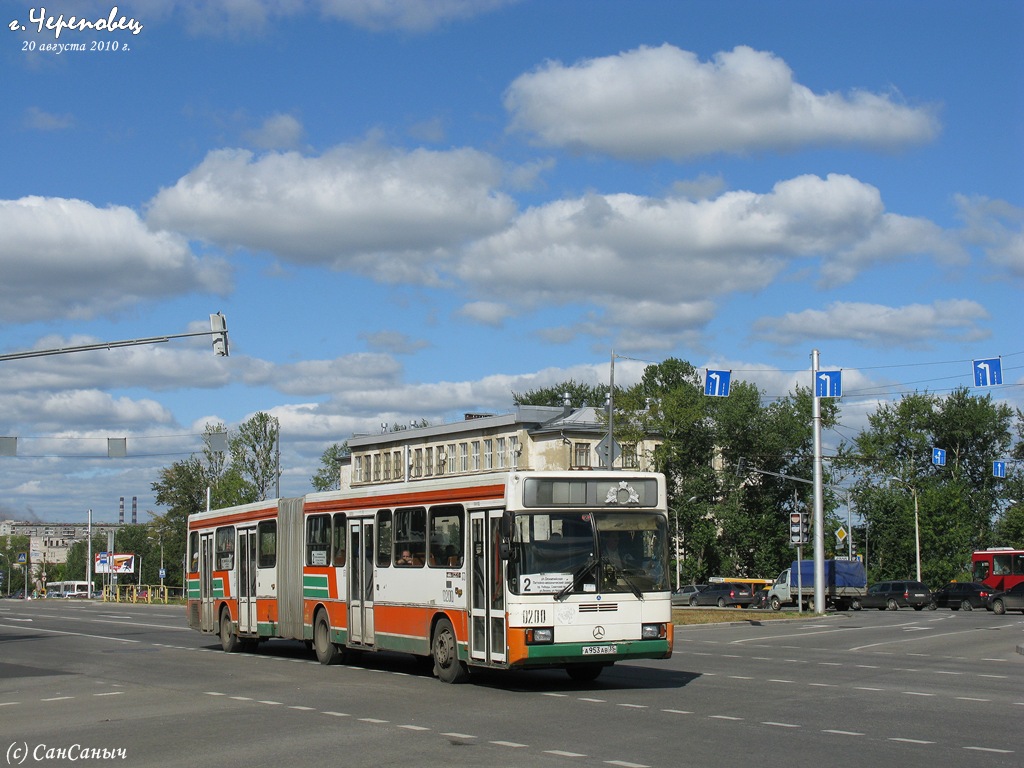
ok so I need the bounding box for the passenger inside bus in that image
[396,549,415,566]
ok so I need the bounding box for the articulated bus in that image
[971,547,1024,591]
[187,470,673,683]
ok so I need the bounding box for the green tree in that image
[311,442,349,492]
[1,535,31,595]
[513,379,607,408]
[151,423,248,590]
[65,535,108,592]
[230,412,280,501]
[994,502,1024,548]
[840,387,1015,584]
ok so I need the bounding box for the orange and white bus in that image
[187,470,672,683]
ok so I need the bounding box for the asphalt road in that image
[1,600,1021,768]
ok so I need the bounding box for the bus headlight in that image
[641,623,666,640]
[525,627,554,644]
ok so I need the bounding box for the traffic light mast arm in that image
[0,315,229,362]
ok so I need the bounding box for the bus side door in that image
[237,526,258,635]
[348,518,375,646]
[469,510,506,666]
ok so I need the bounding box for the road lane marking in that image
[0,622,140,644]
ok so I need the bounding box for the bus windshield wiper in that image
[607,563,645,600]
[555,556,598,602]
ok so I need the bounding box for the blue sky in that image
[2,0,1021,524]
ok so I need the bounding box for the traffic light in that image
[210,312,229,357]
[790,512,804,544]
[801,513,810,542]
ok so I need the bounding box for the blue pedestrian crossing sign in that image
[704,369,731,397]
[816,370,842,398]
[932,448,946,466]
[993,461,1006,478]
[973,358,1002,387]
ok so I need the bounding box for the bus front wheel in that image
[566,663,604,682]
[220,609,240,653]
[432,618,469,684]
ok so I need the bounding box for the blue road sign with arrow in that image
[816,370,842,398]
[704,369,731,397]
[973,358,1002,387]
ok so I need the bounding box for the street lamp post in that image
[888,478,921,583]
[912,487,921,582]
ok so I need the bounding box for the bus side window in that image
[332,513,347,566]
[428,504,464,568]
[215,526,235,570]
[306,514,330,566]
[258,521,277,568]
[394,507,426,567]
[189,532,199,573]
[377,510,393,568]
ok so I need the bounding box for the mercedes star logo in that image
[593,625,606,640]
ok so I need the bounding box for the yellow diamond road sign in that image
[835,527,847,543]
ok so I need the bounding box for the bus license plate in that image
[582,644,617,655]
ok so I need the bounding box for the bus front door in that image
[237,526,258,635]
[348,519,375,647]
[469,510,506,666]
[199,531,215,632]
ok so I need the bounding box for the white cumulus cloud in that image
[752,299,990,347]
[146,144,517,284]
[0,196,229,323]
[505,44,939,159]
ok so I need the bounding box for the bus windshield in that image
[508,511,668,596]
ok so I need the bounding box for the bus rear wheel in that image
[314,610,339,665]
[432,618,468,684]
[220,609,240,653]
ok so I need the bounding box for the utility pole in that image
[811,349,826,614]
